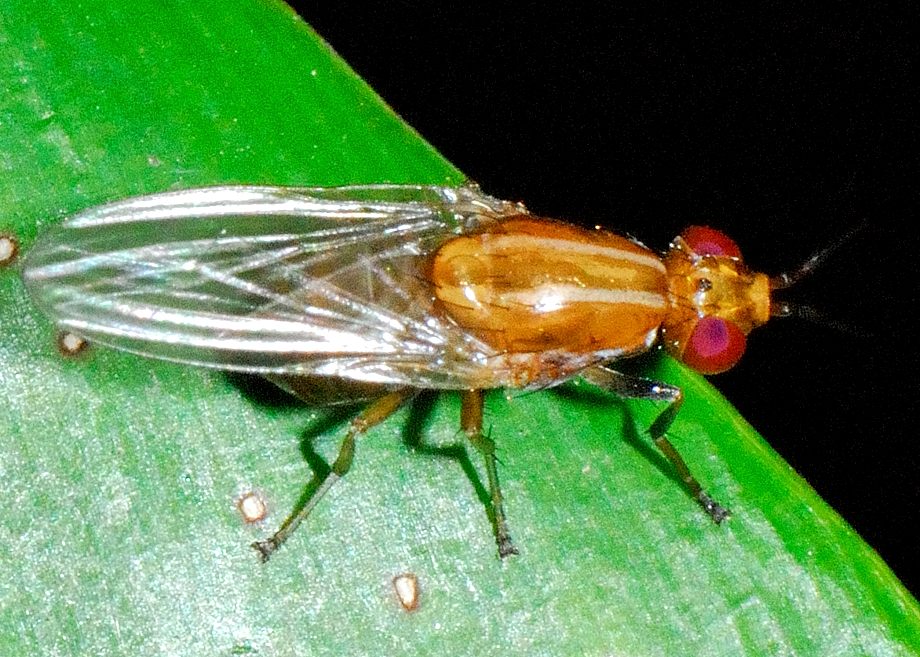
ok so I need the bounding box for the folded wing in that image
[23,185,513,388]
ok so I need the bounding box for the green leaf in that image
[1,3,917,656]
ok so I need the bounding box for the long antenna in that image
[768,222,870,337]
[769,222,867,290]
[771,300,870,337]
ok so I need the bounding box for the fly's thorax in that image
[428,215,669,356]
[661,231,771,373]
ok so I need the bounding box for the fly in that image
[19,184,832,560]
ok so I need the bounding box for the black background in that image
[293,5,918,596]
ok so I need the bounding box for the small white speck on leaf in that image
[236,490,268,524]
[0,234,19,266]
[57,332,88,356]
[393,573,420,611]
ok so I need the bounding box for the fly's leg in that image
[253,388,414,561]
[582,365,730,523]
[461,389,519,558]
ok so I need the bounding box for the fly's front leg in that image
[253,388,415,561]
[461,389,519,558]
[581,365,730,523]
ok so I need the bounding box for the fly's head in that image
[661,226,771,374]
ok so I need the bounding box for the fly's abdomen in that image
[430,216,669,355]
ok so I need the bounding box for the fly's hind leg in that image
[581,365,730,523]
[461,389,519,558]
[252,388,415,561]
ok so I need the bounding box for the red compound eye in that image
[681,226,742,258]
[680,316,747,374]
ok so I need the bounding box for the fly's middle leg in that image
[582,365,730,523]
[252,388,414,561]
[461,389,519,558]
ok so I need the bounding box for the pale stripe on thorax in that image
[482,234,665,272]
[500,285,666,310]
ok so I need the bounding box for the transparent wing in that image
[23,184,518,388]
